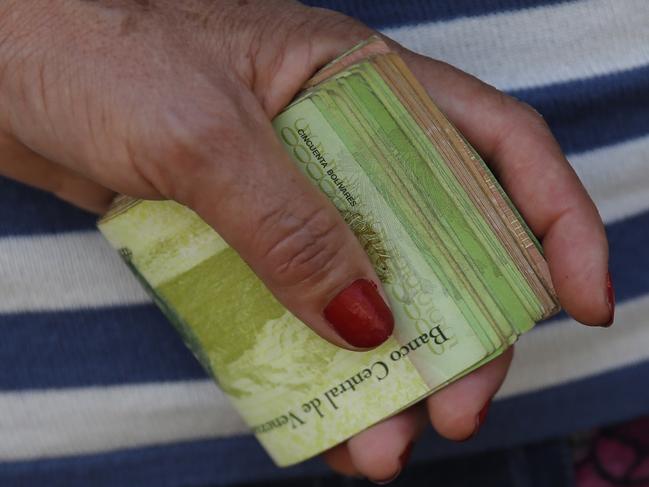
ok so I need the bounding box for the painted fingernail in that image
[470,399,492,440]
[477,400,491,429]
[604,271,615,327]
[324,279,394,348]
[459,399,492,442]
[370,442,413,485]
[398,441,414,467]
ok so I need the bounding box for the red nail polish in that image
[323,279,394,348]
[455,399,495,443]
[398,441,414,468]
[465,399,491,440]
[370,442,413,485]
[477,400,491,428]
[605,271,615,327]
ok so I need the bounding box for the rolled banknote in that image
[98,37,559,466]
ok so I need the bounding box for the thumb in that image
[165,91,395,351]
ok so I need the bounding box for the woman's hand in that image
[0,0,612,481]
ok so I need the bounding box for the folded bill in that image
[98,37,559,466]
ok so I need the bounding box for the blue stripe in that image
[512,64,649,155]
[606,209,648,305]
[3,357,649,486]
[0,208,647,390]
[0,305,206,389]
[301,0,573,29]
[0,177,96,236]
[0,436,327,487]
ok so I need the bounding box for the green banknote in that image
[98,37,559,466]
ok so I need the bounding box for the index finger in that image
[402,50,612,326]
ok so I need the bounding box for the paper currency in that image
[98,37,559,466]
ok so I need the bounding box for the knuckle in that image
[257,204,343,288]
[241,3,373,114]
[482,88,546,132]
[516,101,550,130]
[489,94,553,150]
[486,88,519,115]
[509,104,558,152]
[138,95,250,203]
[518,101,543,120]
[304,9,375,60]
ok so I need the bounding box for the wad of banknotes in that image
[98,37,559,466]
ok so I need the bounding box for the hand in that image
[0,0,612,481]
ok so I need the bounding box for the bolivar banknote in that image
[98,37,559,466]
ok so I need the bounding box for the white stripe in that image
[569,136,649,223]
[0,134,646,314]
[2,295,649,460]
[0,231,150,313]
[0,381,248,461]
[499,294,649,398]
[384,0,649,92]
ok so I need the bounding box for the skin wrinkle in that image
[197,1,220,28]
[253,17,313,116]
[244,17,279,113]
[287,240,346,292]
[81,0,152,10]
[258,14,374,116]
[0,7,23,87]
[151,100,255,204]
[0,20,46,126]
[84,5,250,199]
[245,6,326,112]
[260,205,340,277]
[122,135,161,199]
[82,74,103,168]
[86,2,358,118]
[36,62,59,153]
[472,89,522,163]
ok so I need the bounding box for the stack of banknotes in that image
[99,37,559,466]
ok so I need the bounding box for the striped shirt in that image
[1,0,648,485]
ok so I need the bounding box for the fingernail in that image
[370,442,413,485]
[604,271,615,327]
[323,279,394,348]
[398,441,414,467]
[467,399,491,440]
[477,400,491,430]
